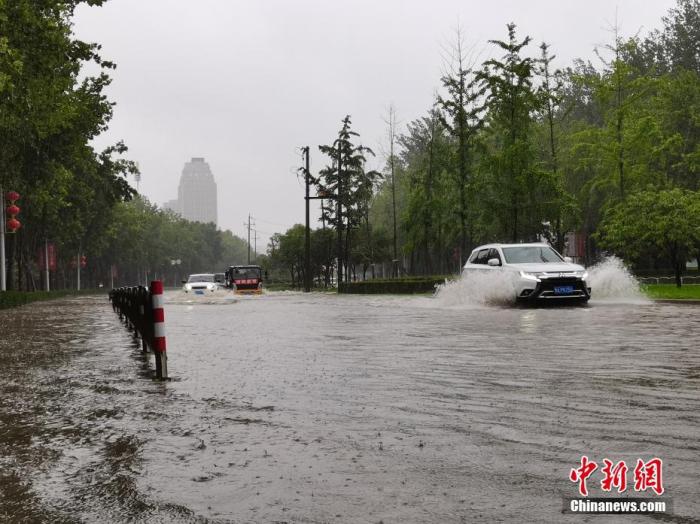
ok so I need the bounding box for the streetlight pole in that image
[76,242,82,291]
[336,137,343,287]
[44,238,50,292]
[0,186,5,291]
[303,147,311,292]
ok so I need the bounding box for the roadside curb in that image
[652,299,700,304]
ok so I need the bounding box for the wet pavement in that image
[0,292,699,523]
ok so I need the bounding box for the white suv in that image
[462,243,591,302]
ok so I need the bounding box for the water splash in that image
[433,270,518,307]
[432,255,648,307]
[165,290,238,305]
[587,256,648,303]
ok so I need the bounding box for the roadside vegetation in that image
[339,277,448,294]
[0,1,250,291]
[1,1,698,292]
[266,0,699,288]
[643,284,700,300]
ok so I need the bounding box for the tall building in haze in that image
[165,157,218,225]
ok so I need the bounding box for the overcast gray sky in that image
[73,0,675,248]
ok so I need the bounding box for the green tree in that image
[400,107,453,274]
[438,28,484,260]
[317,116,380,283]
[0,0,135,289]
[597,188,700,286]
[536,42,576,252]
[478,23,545,242]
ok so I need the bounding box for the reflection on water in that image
[0,293,698,522]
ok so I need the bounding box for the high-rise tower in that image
[175,157,218,225]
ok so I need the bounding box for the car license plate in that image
[195,290,204,295]
[554,285,574,295]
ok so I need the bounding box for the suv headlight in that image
[519,270,544,281]
[575,270,589,280]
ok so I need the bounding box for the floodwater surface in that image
[0,291,698,523]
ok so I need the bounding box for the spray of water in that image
[433,255,648,307]
[587,256,648,303]
[433,270,518,307]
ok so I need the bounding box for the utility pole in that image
[244,214,255,264]
[301,146,332,292]
[253,229,257,260]
[303,146,311,292]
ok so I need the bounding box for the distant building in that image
[163,157,218,225]
[162,199,180,214]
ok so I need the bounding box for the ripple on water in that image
[0,293,698,522]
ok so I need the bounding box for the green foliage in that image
[399,108,456,274]
[316,116,381,280]
[0,0,136,290]
[99,197,249,286]
[477,23,548,242]
[361,0,700,278]
[597,188,700,285]
[266,225,336,288]
[437,30,484,255]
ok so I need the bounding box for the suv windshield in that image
[188,274,214,283]
[502,246,563,264]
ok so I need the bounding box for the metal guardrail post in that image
[150,281,168,380]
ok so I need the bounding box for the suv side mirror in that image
[487,258,500,267]
[564,256,573,263]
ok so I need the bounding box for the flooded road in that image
[1,291,699,523]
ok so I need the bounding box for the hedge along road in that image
[0,291,698,523]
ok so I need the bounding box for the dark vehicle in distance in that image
[225,265,263,294]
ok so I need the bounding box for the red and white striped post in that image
[150,280,168,379]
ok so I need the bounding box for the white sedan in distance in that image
[182,273,220,294]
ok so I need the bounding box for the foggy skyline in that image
[73,0,675,248]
